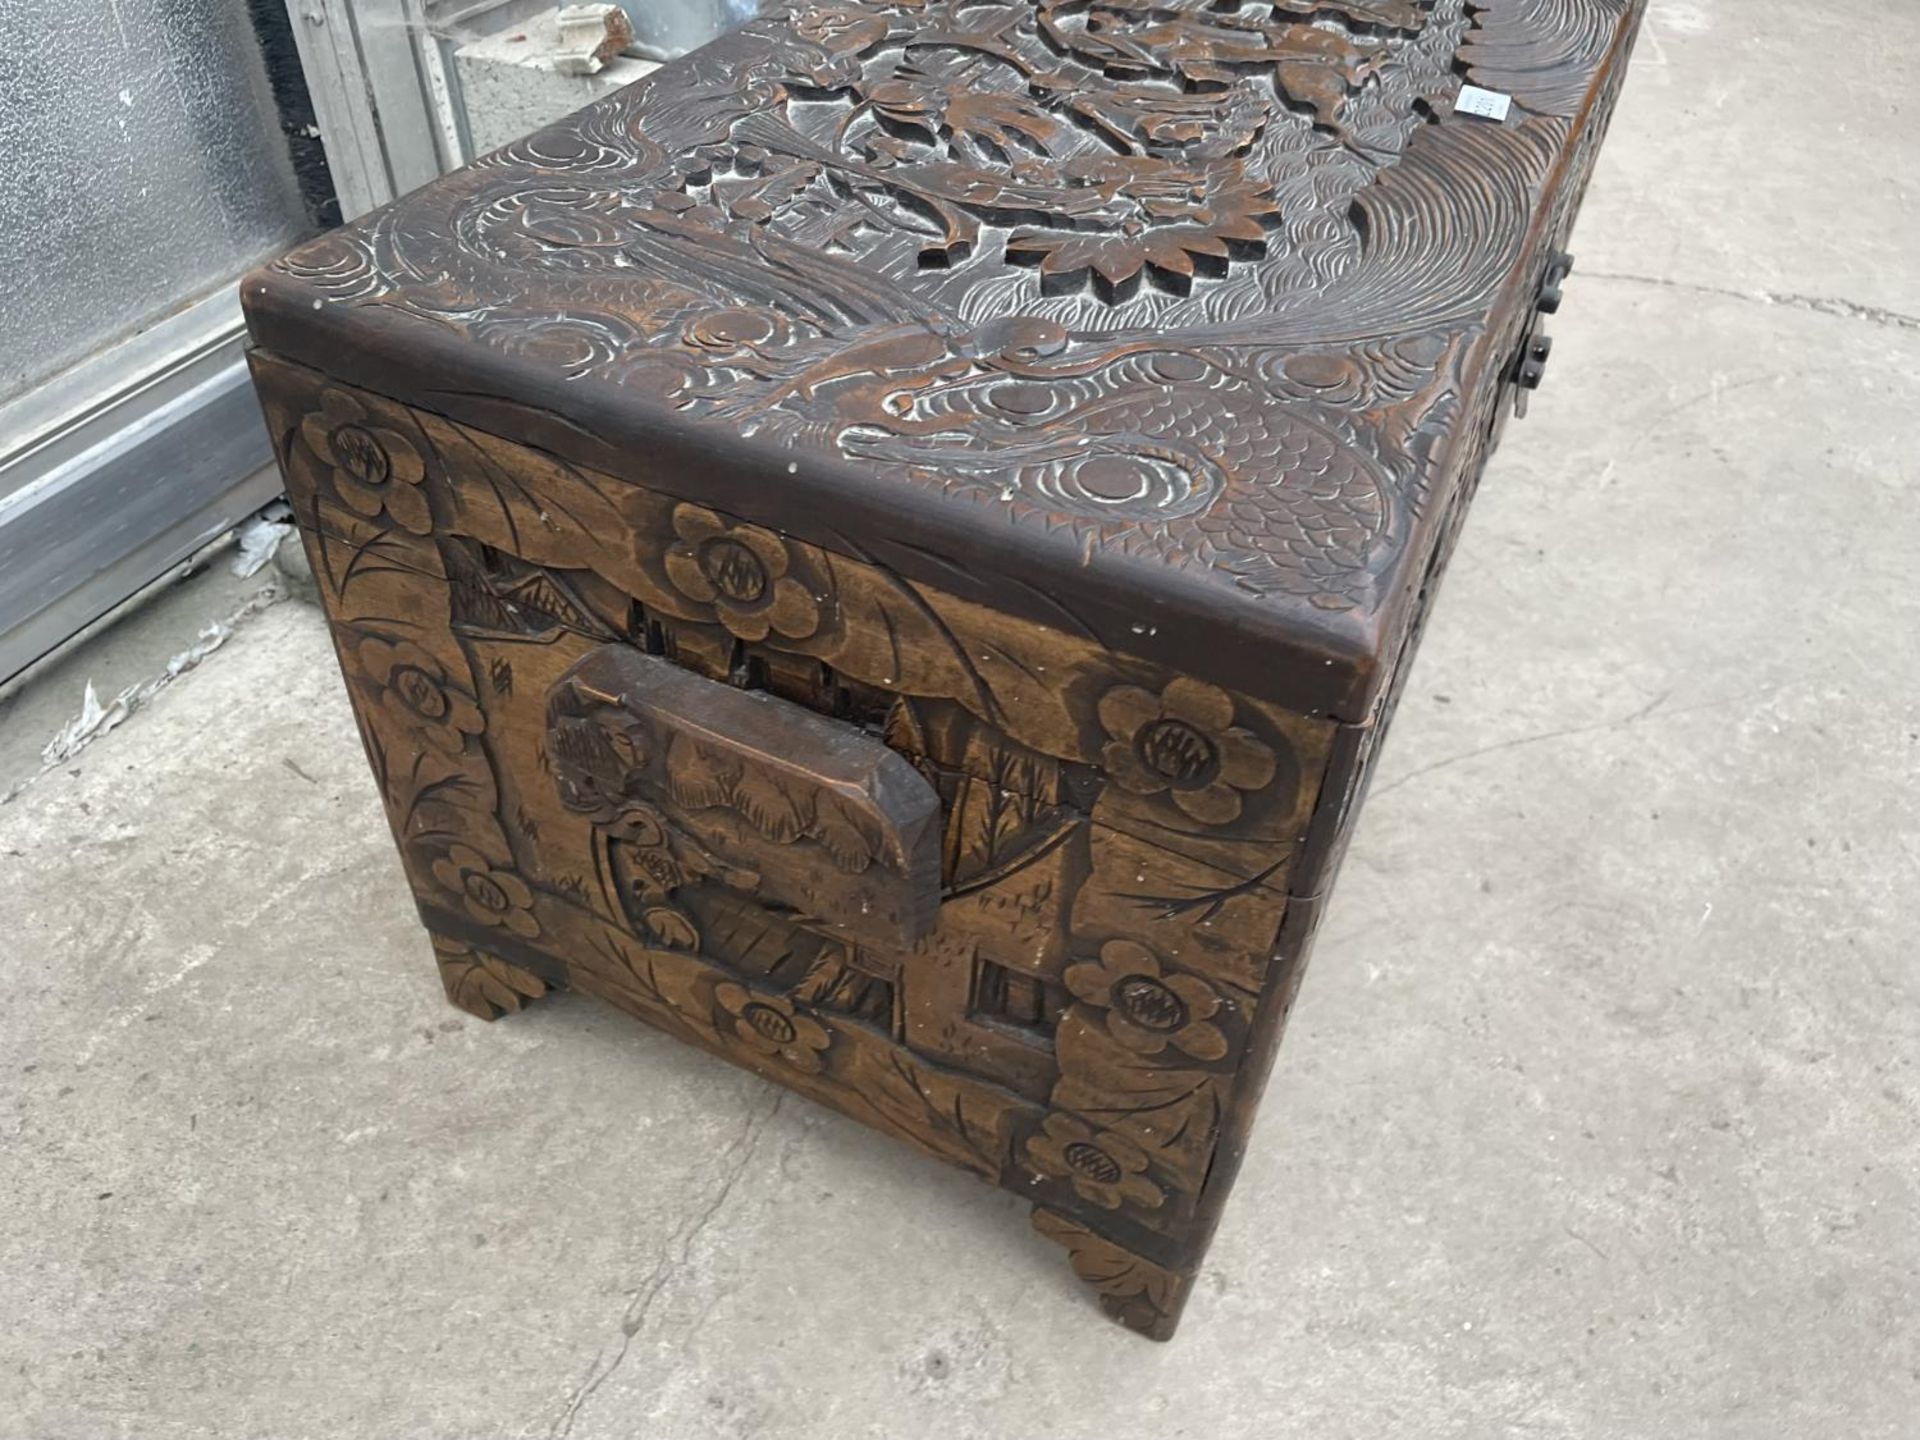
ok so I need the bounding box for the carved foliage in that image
[258,356,1326,1254]
[433,934,549,1020]
[260,0,1640,622]
[1032,1209,1193,1340]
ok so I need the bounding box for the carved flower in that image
[356,636,484,755]
[1026,1114,1163,1212]
[299,391,431,534]
[431,844,540,938]
[664,505,821,642]
[1097,678,1276,824]
[714,983,831,1073]
[1065,940,1228,1061]
[1006,167,1278,297]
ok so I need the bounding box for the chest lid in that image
[243,0,1643,723]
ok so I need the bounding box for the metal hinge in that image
[1513,250,1575,418]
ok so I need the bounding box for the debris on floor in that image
[231,500,295,579]
[5,586,282,802]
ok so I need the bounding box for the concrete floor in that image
[4,3,1917,1435]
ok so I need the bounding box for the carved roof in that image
[245,0,1642,718]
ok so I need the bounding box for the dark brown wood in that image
[243,0,1647,724]
[243,0,1645,1338]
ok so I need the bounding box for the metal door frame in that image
[0,0,457,684]
[287,0,472,214]
[0,291,282,683]
[0,0,726,683]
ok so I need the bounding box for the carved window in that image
[972,959,1068,1042]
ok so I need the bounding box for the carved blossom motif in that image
[300,391,431,535]
[431,844,542,938]
[1026,1113,1164,1211]
[1064,939,1229,1061]
[1004,166,1282,298]
[1098,677,1277,823]
[355,635,486,756]
[664,505,823,642]
[715,983,834,1073]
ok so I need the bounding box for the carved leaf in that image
[976,733,1063,807]
[1030,1209,1188,1339]
[844,1045,1013,1181]
[415,412,632,581]
[813,792,880,874]
[690,887,810,976]
[666,732,739,810]
[881,697,929,760]
[438,951,546,1020]
[943,91,1073,158]
[730,766,814,843]
[1045,1012,1224,1220]
[392,760,511,864]
[309,497,442,621]
[1032,1211,1174,1305]
[573,922,724,1050]
[823,557,1008,728]
[945,766,1077,891]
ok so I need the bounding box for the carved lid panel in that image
[244,0,1643,720]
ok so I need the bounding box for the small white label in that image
[1454,85,1513,122]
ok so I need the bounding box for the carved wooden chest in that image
[244,0,1643,1338]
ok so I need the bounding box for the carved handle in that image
[547,646,942,948]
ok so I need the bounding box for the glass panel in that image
[0,0,309,403]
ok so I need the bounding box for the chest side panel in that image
[254,351,1336,1262]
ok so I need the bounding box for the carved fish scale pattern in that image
[261,0,1641,633]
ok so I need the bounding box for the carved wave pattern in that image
[269,0,1637,615]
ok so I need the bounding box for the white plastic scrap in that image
[38,617,241,768]
[232,503,295,578]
